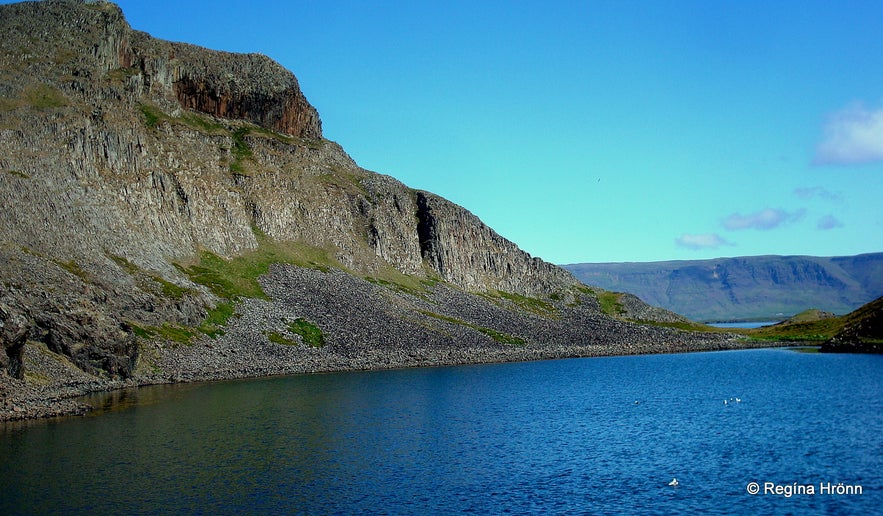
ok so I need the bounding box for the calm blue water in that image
[706,321,780,329]
[2,348,881,514]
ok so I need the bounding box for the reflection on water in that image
[2,349,881,514]
[81,382,208,416]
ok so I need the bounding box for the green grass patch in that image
[155,323,197,345]
[0,97,20,112]
[172,231,343,343]
[785,309,835,323]
[267,331,299,346]
[181,112,227,134]
[127,322,155,339]
[596,291,625,316]
[476,326,527,345]
[138,103,165,129]
[154,276,189,299]
[55,259,89,281]
[176,229,343,301]
[23,84,68,110]
[249,124,295,144]
[745,319,845,342]
[364,268,437,296]
[287,318,325,347]
[419,310,526,346]
[228,127,254,174]
[177,250,267,299]
[108,254,140,274]
[494,290,558,317]
[231,127,253,159]
[197,302,235,338]
[3,169,30,179]
[317,167,369,196]
[108,254,192,299]
[139,104,229,136]
[128,321,196,345]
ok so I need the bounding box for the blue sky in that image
[104,1,883,263]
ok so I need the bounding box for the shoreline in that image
[2,335,789,424]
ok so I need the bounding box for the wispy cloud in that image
[675,233,731,250]
[814,102,883,165]
[817,214,843,230]
[793,186,841,202]
[722,208,805,231]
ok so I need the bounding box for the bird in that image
[668,478,679,487]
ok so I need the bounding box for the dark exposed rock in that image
[1,296,31,379]
[0,1,758,422]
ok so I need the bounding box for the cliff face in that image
[0,0,591,382]
[1,0,321,139]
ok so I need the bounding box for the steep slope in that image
[563,253,883,321]
[0,1,744,420]
[820,297,883,354]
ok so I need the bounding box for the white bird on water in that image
[668,478,679,487]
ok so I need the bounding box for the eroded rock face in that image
[0,0,322,140]
[172,75,321,140]
[134,31,323,139]
[414,191,575,295]
[1,298,31,379]
[0,0,585,384]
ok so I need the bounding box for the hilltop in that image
[738,296,882,353]
[0,1,750,420]
[563,253,883,322]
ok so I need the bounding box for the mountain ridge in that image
[563,252,883,321]
[1,0,749,420]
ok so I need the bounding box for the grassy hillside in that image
[735,297,883,350]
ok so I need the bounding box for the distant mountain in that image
[562,253,883,322]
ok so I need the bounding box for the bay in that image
[2,348,881,514]
[706,321,781,328]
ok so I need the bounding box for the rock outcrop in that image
[0,296,31,379]
[0,1,745,420]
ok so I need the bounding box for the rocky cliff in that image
[0,1,744,420]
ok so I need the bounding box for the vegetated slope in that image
[0,1,743,419]
[563,253,883,322]
[820,297,883,353]
[742,296,882,353]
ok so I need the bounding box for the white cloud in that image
[722,208,805,231]
[793,186,841,202]
[817,214,843,230]
[675,233,731,250]
[814,103,883,165]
